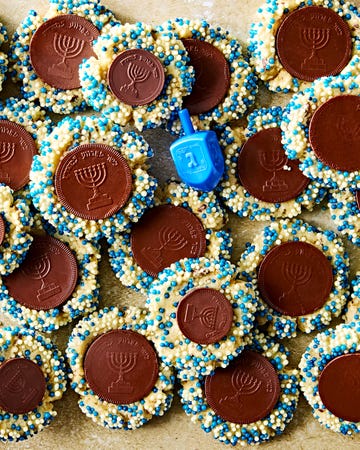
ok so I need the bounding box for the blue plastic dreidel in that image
[169,109,225,192]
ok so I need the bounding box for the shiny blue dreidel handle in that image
[169,109,225,192]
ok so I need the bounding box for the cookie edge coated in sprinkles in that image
[79,20,195,131]
[157,17,258,135]
[179,329,299,446]
[0,325,67,443]
[8,0,117,115]
[343,272,360,324]
[107,180,232,294]
[0,213,101,333]
[29,114,157,242]
[281,74,360,190]
[237,218,350,339]
[0,96,53,202]
[66,306,175,430]
[299,322,360,435]
[146,256,258,381]
[248,0,360,93]
[217,106,327,220]
[328,188,360,248]
[0,21,8,92]
[0,185,33,276]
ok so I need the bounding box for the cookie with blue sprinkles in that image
[66,306,174,430]
[248,0,360,93]
[281,74,360,190]
[0,21,7,91]
[0,185,33,276]
[0,97,52,202]
[108,180,232,294]
[9,0,116,115]
[79,21,194,131]
[218,106,326,220]
[29,115,157,241]
[0,325,67,442]
[146,257,258,380]
[328,188,360,247]
[238,219,349,339]
[157,18,257,134]
[179,329,299,446]
[343,272,360,324]
[299,322,360,435]
[0,213,100,333]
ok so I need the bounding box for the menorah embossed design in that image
[184,304,219,339]
[337,116,360,144]
[0,142,15,184]
[5,369,38,405]
[141,226,188,268]
[107,352,137,394]
[279,259,312,310]
[120,62,151,97]
[220,365,262,406]
[301,28,330,71]
[74,162,113,211]
[22,253,61,302]
[50,32,86,79]
[259,148,288,192]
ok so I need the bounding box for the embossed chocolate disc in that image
[276,6,352,82]
[237,127,310,203]
[0,216,5,246]
[0,120,37,191]
[5,235,78,311]
[356,191,360,211]
[55,143,132,220]
[309,95,360,171]
[0,358,46,414]
[182,39,230,115]
[30,14,100,90]
[319,353,360,422]
[257,241,333,317]
[205,350,280,424]
[108,49,165,106]
[131,204,207,277]
[84,329,159,404]
[177,288,233,344]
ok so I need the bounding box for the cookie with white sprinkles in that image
[218,106,326,220]
[79,21,194,131]
[9,0,116,115]
[157,18,257,134]
[0,21,7,91]
[248,0,360,93]
[281,74,360,190]
[108,180,232,294]
[179,329,299,446]
[30,115,157,241]
[300,322,360,435]
[328,188,360,247]
[238,219,349,339]
[66,306,174,430]
[0,214,100,333]
[0,325,67,442]
[0,185,32,276]
[146,257,258,380]
[0,97,52,202]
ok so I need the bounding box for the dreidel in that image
[169,109,225,192]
